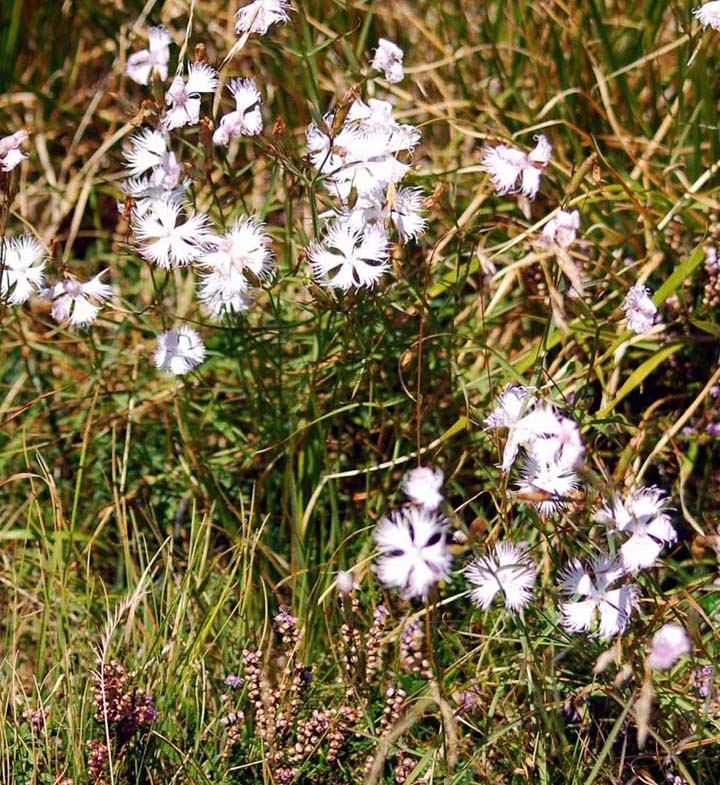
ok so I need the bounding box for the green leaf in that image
[596,343,681,417]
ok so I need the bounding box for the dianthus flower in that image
[373,506,452,600]
[154,326,206,375]
[125,25,172,85]
[162,63,218,131]
[694,1,720,30]
[558,553,640,639]
[541,209,580,249]
[0,130,29,172]
[402,466,444,510]
[197,217,272,317]
[595,486,676,572]
[46,272,113,327]
[132,200,210,269]
[372,38,404,83]
[647,623,691,671]
[213,78,263,145]
[623,282,658,335]
[480,135,552,199]
[234,0,292,36]
[307,219,389,291]
[465,541,536,612]
[1,235,46,305]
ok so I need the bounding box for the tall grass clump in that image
[2,1,720,783]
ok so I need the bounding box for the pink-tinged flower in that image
[373,506,452,600]
[234,0,292,36]
[372,38,404,83]
[1,235,46,305]
[213,78,263,146]
[125,25,172,85]
[595,486,676,573]
[153,326,206,375]
[46,272,113,327]
[0,130,29,172]
[162,63,218,130]
[306,98,419,203]
[623,283,658,335]
[465,541,536,612]
[480,135,552,199]
[197,217,272,317]
[402,466,444,510]
[132,200,210,269]
[558,553,640,639]
[694,1,720,30]
[307,219,389,291]
[647,623,691,671]
[541,209,580,249]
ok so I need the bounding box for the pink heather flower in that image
[694,1,720,30]
[402,466,444,510]
[623,283,658,335]
[46,272,113,327]
[541,209,580,249]
[1,235,46,305]
[480,135,552,200]
[153,326,206,375]
[132,200,210,269]
[0,130,29,172]
[307,219,389,291]
[647,623,691,671]
[125,25,172,85]
[213,78,263,145]
[465,541,536,612]
[162,63,218,130]
[595,486,676,573]
[371,38,404,83]
[373,506,452,600]
[558,553,640,639]
[234,0,292,36]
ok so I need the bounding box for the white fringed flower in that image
[480,135,552,199]
[123,129,171,177]
[234,0,292,36]
[197,218,272,317]
[125,25,172,85]
[558,554,640,639]
[0,130,29,172]
[46,272,113,327]
[213,79,263,145]
[541,209,580,248]
[465,541,536,612]
[154,326,206,375]
[162,63,218,131]
[623,283,658,335]
[307,98,419,203]
[373,506,452,600]
[486,384,534,430]
[390,187,426,241]
[307,219,389,291]
[372,38,404,83]
[647,623,691,671]
[402,466,444,510]
[133,200,210,269]
[1,235,46,305]
[694,1,720,30]
[595,486,676,573]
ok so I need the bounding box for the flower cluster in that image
[486,384,584,517]
[306,85,425,290]
[117,25,280,374]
